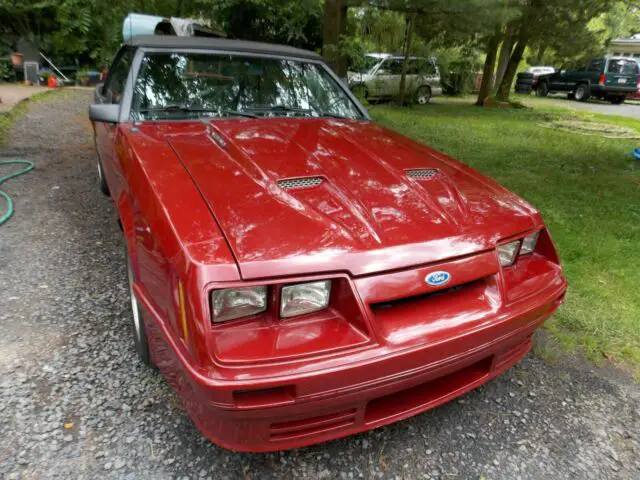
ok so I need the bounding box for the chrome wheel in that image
[416,86,431,105]
[126,259,142,343]
[97,158,104,184]
[125,249,153,367]
[575,84,589,102]
[96,154,110,196]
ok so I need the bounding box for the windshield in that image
[607,58,638,75]
[131,52,365,121]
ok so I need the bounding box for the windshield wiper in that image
[248,106,351,119]
[248,106,312,116]
[139,104,217,114]
[315,111,350,119]
[138,105,257,118]
[221,110,257,118]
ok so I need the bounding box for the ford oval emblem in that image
[426,271,451,287]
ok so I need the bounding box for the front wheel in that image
[574,84,590,102]
[415,86,432,105]
[125,248,154,368]
[97,155,110,197]
[536,82,549,97]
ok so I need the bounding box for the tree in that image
[323,0,349,76]
[475,28,502,106]
[206,0,323,50]
[494,0,616,102]
[367,0,512,103]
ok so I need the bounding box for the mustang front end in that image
[138,227,566,452]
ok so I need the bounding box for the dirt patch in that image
[540,119,640,139]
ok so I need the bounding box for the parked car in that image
[535,57,640,104]
[348,53,442,103]
[515,67,556,94]
[90,35,567,452]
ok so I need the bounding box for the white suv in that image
[348,54,442,104]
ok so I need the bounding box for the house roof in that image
[125,35,323,61]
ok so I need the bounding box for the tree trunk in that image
[533,44,547,65]
[475,30,502,106]
[494,21,517,90]
[495,21,531,102]
[398,12,416,105]
[322,0,348,78]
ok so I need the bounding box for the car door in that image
[548,68,569,91]
[415,58,440,94]
[367,59,388,98]
[404,58,421,96]
[94,47,135,196]
[585,58,605,86]
[372,58,403,98]
[385,58,406,97]
[565,62,589,90]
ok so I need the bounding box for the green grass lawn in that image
[371,99,640,378]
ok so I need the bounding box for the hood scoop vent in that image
[278,177,324,190]
[406,168,438,180]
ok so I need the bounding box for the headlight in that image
[211,286,267,323]
[280,280,331,318]
[497,240,520,267]
[520,231,540,255]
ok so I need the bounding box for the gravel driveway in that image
[1,90,639,480]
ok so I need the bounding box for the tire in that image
[125,248,154,368]
[574,84,590,102]
[415,86,432,105]
[97,154,110,197]
[610,96,625,105]
[536,82,549,97]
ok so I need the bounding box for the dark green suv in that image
[535,57,639,104]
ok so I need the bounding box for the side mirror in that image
[376,68,388,76]
[560,69,566,75]
[89,104,120,123]
[95,83,104,97]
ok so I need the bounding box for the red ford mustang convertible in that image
[90,36,567,452]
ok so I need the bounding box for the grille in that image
[406,168,438,180]
[278,177,324,190]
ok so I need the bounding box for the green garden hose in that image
[0,160,34,226]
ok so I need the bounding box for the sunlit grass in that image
[373,100,640,378]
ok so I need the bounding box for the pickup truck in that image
[535,57,640,104]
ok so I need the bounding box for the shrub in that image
[0,61,16,83]
[76,69,90,86]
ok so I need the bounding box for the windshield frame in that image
[117,46,371,123]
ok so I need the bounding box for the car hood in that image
[162,118,537,279]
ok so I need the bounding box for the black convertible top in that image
[126,35,323,61]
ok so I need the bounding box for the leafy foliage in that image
[201,0,323,50]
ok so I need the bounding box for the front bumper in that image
[138,272,566,452]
